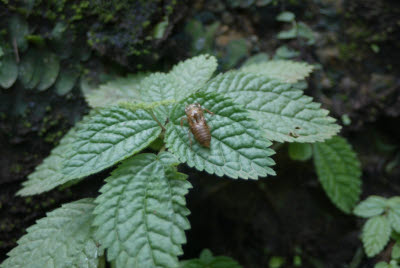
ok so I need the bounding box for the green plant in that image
[276,11,315,45]
[1,54,342,267]
[0,15,87,96]
[289,136,362,214]
[179,249,242,268]
[354,196,400,265]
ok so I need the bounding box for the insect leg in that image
[203,108,214,115]
[180,117,188,127]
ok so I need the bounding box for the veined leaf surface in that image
[165,92,275,180]
[313,136,362,213]
[1,199,101,268]
[204,72,340,143]
[240,60,314,83]
[62,106,162,181]
[93,154,191,268]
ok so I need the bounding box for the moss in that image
[338,42,364,61]
[44,130,63,144]
[10,164,22,174]
[3,0,181,67]
[22,120,31,128]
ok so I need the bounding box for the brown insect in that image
[180,103,214,148]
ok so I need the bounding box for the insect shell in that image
[181,103,213,148]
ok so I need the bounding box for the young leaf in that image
[389,197,400,232]
[140,55,217,103]
[0,54,18,88]
[389,208,400,233]
[288,143,313,161]
[392,241,400,260]
[362,216,391,257]
[165,92,275,180]
[1,199,101,268]
[277,27,297,39]
[93,153,191,268]
[242,53,270,67]
[240,60,314,83]
[274,45,300,59]
[62,106,162,181]
[276,11,295,22]
[313,136,362,214]
[204,72,340,143]
[297,22,316,45]
[353,196,387,218]
[140,72,177,103]
[180,249,242,268]
[169,54,217,97]
[85,74,147,108]
[375,261,400,268]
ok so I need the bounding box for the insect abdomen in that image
[191,123,211,148]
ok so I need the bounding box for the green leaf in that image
[169,54,217,97]
[18,50,37,88]
[55,67,80,96]
[26,51,44,90]
[223,39,248,69]
[140,55,217,104]
[165,91,275,180]
[62,106,162,181]
[0,54,18,88]
[180,249,242,268]
[9,15,29,52]
[17,128,76,196]
[274,45,300,59]
[375,262,390,268]
[354,196,387,218]
[277,27,297,39]
[297,22,315,45]
[392,241,400,260]
[240,60,314,83]
[37,52,60,91]
[204,72,340,143]
[288,143,313,161]
[362,215,391,257]
[140,72,177,102]
[17,111,98,196]
[1,199,101,268]
[375,262,400,268]
[313,136,362,213]
[153,18,168,39]
[388,197,400,209]
[85,74,147,108]
[389,197,400,232]
[269,256,285,268]
[93,153,191,268]
[242,53,270,67]
[389,208,400,233]
[276,11,295,22]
